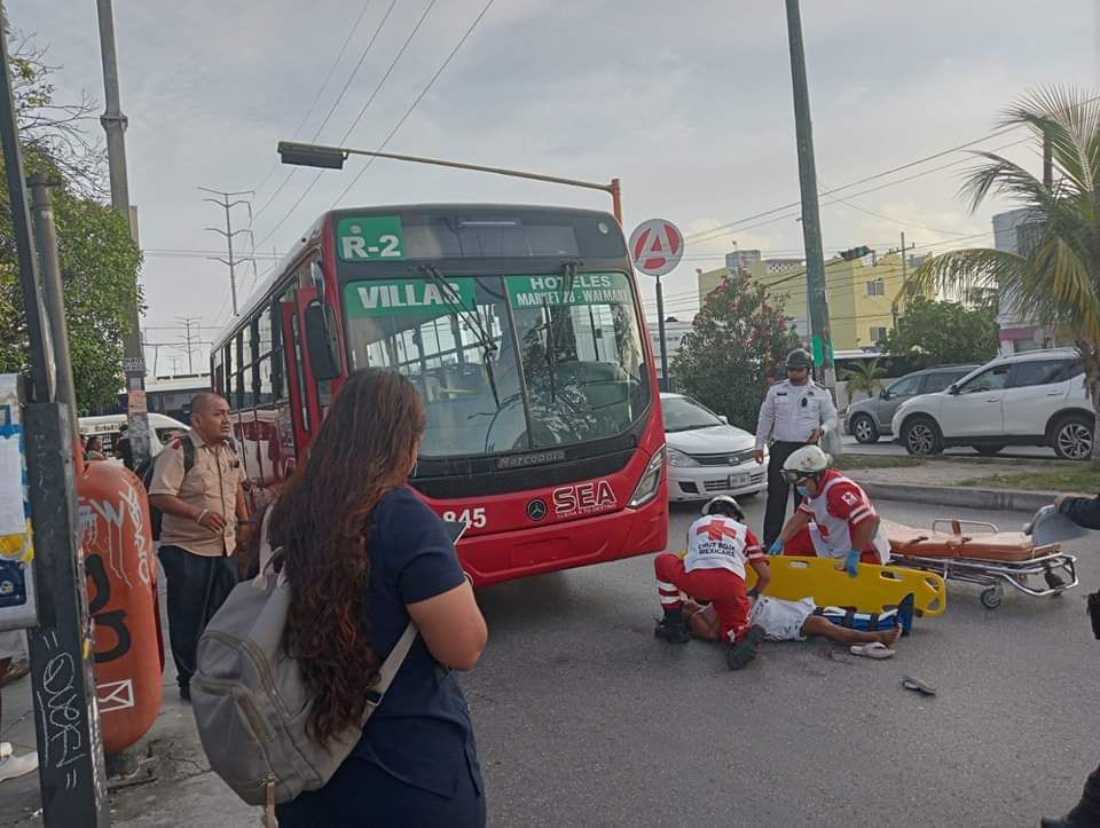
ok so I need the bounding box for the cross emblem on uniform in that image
[697,519,738,542]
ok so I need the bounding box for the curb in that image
[857,481,1057,514]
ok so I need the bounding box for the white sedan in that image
[661,392,768,503]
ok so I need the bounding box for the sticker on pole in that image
[629,219,683,277]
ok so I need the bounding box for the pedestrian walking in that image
[754,348,838,548]
[115,423,133,470]
[1041,494,1100,827]
[270,368,488,827]
[148,392,249,702]
[84,434,106,461]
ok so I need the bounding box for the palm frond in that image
[959,151,1052,215]
[907,248,1026,303]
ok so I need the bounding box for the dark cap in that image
[785,348,813,370]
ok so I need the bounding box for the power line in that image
[252,0,377,197]
[254,0,398,220]
[329,0,499,208]
[256,0,440,248]
[684,126,1025,244]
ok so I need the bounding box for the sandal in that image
[902,675,937,696]
[849,642,894,659]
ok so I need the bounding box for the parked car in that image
[661,392,767,502]
[846,364,978,443]
[78,413,189,461]
[890,348,1093,459]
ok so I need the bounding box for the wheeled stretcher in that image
[882,518,1079,609]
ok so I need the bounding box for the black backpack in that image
[137,437,237,541]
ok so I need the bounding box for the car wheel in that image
[1052,414,1094,460]
[902,416,943,456]
[849,414,879,444]
[973,444,1005,456]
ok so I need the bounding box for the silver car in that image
[846,365,977,444]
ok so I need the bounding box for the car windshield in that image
[343,272,650,458]
[662,396,723,432]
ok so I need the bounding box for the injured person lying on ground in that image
[683,592,916,659]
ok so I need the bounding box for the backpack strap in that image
[361,623,417,724]
[182,436,196,475]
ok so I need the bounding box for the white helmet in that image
[781,444,831,483]
[701,495,745,522]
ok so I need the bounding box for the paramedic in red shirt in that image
[653,496,769,670]
[766,445,891,578]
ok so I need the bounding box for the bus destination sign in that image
[344,278,478,319]
[337,216,406,261]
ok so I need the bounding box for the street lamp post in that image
[277,141,623,224]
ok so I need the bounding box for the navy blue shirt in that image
[352,486,482,799]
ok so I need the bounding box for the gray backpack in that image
[191,512,416,813]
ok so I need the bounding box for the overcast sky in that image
[10,0,1097,375]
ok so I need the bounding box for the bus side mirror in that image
[304,302,342,381]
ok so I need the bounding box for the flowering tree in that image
[672,272,799,431]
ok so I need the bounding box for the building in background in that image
[649,317,694,390]
[114,373,211,422]
[992,208,1054,354]
[697,247,927,350]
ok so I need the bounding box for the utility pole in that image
[200,187,254,316]
[892,230,910,328]
[0,16,110,824]
[174,316,202,374]
[97,0,151,465]
[784,0,834,389]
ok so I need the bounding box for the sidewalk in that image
[843,456,1064,514]
[1,601,256,826]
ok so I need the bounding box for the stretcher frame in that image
[888,519,1078,610]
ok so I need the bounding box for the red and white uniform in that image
[654,516,766,643]
[785,469,890,564]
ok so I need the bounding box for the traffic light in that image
[839,245,871,261]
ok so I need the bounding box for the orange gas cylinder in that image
[76,458,163,754]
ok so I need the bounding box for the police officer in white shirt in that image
[753,348,838,547]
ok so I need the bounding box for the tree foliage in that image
[0,39,140,413]
[879,297,998,370]
[841,358,887,400]
[671,272,799,432]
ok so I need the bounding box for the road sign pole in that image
[656,274,669,391]
[784,0,834,389]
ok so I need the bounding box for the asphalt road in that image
[842,434,1060,461]
[465,495,1099,828]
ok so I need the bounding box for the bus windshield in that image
[343,271,650,458]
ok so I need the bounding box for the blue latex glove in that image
[843,549,860,578]
[768,539,784,556]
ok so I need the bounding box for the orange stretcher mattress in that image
[882,519,1061,562]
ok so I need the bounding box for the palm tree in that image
[908,87,1100,458]
[841,358,887,402]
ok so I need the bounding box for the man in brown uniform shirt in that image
[149,392,249,701]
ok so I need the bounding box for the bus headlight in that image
[628,446,666,508]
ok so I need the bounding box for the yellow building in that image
[697,249,925,350]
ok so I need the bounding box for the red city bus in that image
[211,204,667,585]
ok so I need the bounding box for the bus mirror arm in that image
[304,302,342,381]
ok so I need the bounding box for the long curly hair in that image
[269,368,426,745]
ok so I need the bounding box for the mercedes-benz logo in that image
[527,498,548,521]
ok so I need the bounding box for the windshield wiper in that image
[418,265,500,409]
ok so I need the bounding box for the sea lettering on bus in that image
[552,480,617,517]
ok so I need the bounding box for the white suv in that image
[890,349,1094,460]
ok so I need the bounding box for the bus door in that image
[280,286,324,455]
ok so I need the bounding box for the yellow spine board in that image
[747,556,947,617]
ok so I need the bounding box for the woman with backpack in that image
[270,368,489,827]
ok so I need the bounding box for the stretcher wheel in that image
[980,585,1003,610]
